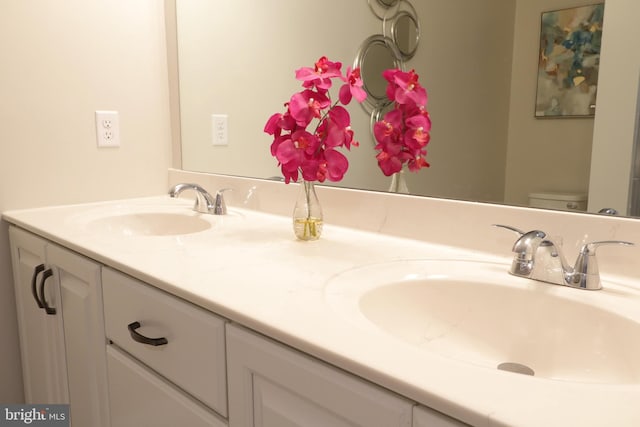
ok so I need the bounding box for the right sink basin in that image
[325,259,640,384]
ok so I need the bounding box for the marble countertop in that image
[4,194,640,427]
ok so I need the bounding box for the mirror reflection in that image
[173,0,636,217]
[368,0,400,19]
[392,12,419,57]
[361,39,399,101]
[354,35,403,115]
[382,0,420,59]
[379,0,398,7]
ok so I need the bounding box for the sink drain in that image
[497,362,535,376]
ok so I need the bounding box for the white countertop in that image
[4,194,640,427]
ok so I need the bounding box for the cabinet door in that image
[48,244,110,427]
[106,345,227,427]
[413,405,469,427]
[226,324,413,427]
[9,227,68,405]
[102,267,227,415]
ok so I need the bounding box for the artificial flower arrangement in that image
[264,56,367,184]
[373,68,431,176]
[264,56,367,240]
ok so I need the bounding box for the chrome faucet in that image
[168,183,230,215]
[494,224,633,290]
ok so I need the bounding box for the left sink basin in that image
[86,212,212,236]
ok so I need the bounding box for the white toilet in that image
[528,191,587,212]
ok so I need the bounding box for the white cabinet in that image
[10,227,68,405]
[9,226,110,426]
[413,405,469,427]
[102,267,228,425]
[9,225,471,427]
[226,323,414,427]
[106,344,226,427]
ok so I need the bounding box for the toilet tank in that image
[528,192,587,212]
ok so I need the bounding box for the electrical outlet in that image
[211,114,228,146]
[95,111,120,147]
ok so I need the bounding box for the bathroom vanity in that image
[4,172,640,426]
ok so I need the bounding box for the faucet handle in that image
[598,208,619,215]
[213,188,232,215]
[492,224,525,236]
[494,225,551,277]
[571,240,634,290]
[493,224,549,258]
[580,240,634,253]
[169,183,216,214]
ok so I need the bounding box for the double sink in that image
[80,199,640,386]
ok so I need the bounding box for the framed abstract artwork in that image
[535,3,604,118]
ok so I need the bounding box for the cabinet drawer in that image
[107,345,226,427]
[102,268,227,416]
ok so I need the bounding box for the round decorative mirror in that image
[383,1,420,59]
[367,0,400,20]
[353,34,405,115]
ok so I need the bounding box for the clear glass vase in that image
[388,169,410,194]
[292,180,323,241]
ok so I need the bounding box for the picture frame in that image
[535,3,604,118]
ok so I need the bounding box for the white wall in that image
[589,0,640,214]
[405,0,515,202]
[0,0,172,401]
[504,0,598,207]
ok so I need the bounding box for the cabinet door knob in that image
[31,264,46,308]
[127,321,168,346]
[38,268,56,315]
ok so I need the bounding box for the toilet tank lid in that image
[528,191,587,201]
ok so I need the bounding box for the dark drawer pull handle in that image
[38,269,56,315]
[127,321,168,346]
[31,264,46,308]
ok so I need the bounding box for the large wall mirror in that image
[168,0,640,218]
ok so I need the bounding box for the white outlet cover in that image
[211,114,228,146]
[95,110,120,148]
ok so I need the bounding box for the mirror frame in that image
[367,0,400,19]
[383,0,420,59]
[353,34,405,116]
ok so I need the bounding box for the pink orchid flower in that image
[322,106,359,149]
[339,67,367,104]
[323,148,349,181]
[373,109,402,144]
[403,113,432,149]
[374,68,431,176]
[296,56,343,91]
[384,69,427,108]
[289,90,330,127]
[375,149,403,176]
[408,154,430,172]
[265,56,367,183]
